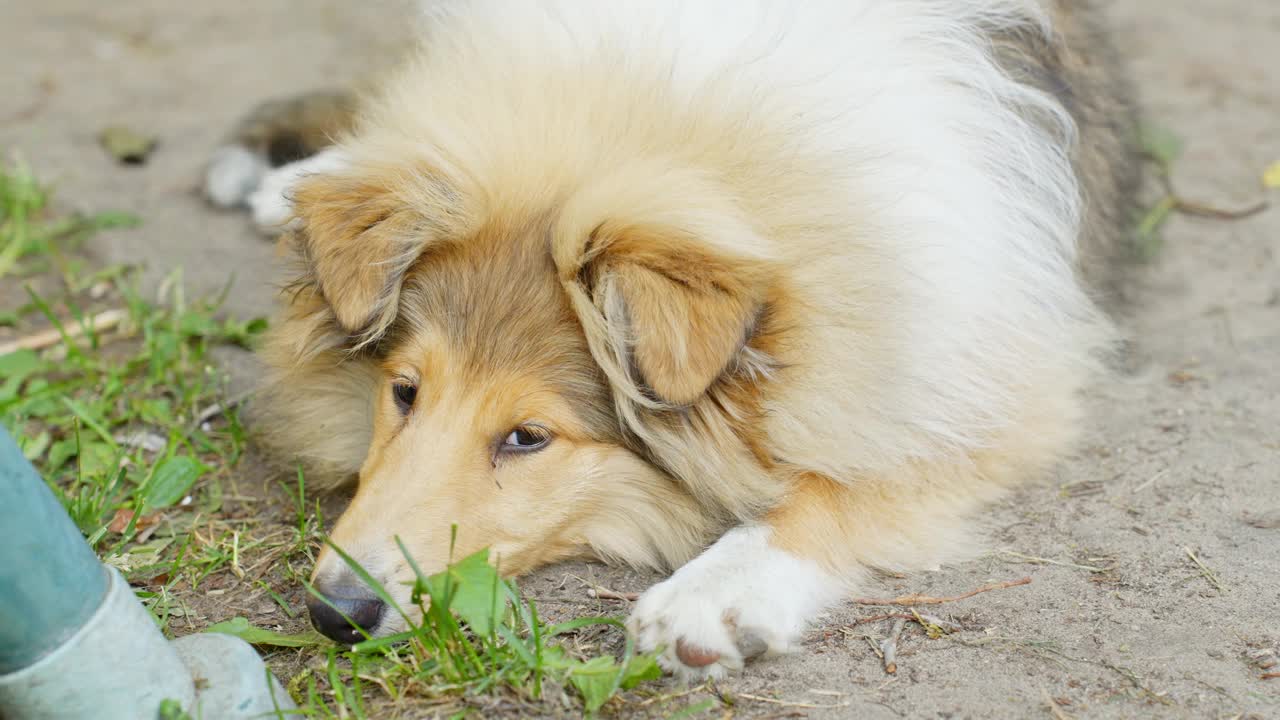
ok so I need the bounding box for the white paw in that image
[246,147,350,234]
[627,525,843,681]
[204,145,267,209]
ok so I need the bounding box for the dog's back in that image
[212,1,1138,299]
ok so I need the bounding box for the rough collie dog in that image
[207,0,1138,678]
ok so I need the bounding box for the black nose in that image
[306,584,386,644]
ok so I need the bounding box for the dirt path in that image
[3,2,1277,717]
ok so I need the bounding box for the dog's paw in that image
[205,146,269,209]
[246,147,350,234]
[627,525,842,681]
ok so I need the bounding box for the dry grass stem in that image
[0,307,125,355]
[734,693,851,709]
[1041,687,1076,720]
[999,551,1109,573]
[1183,546,1226,592]
[853,576,1031,606]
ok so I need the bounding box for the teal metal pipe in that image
[0,426,108,674]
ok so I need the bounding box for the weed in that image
[1133,122,1184,258]
[1132,122,1267,259]
[1,156,267,551]
[1,274,265,550]
[289,534,660,716]
[0,153,139,281]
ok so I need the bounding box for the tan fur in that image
[578,223,771,406]
[274,209,718,582]
[768,370,1084,574]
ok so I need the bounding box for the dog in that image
[206,0,1139,679]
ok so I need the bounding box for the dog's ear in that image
[564,222,770,406]
[286,169,440,343]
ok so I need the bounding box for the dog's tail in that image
[203,89,358,211]
[990,1,1143,303]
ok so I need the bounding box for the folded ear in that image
[569,223,770,406]
[286,167,444,343]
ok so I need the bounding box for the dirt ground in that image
[3,2,1278,718]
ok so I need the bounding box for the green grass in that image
[1,152,264,557]
[1,274,264,551]
[209,534,663,717]
[0,154,140,283]
[0,156,686,718]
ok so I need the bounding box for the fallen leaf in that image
[1264,160,1280,189]
[1244,510,1280,529]
[99,125,157,165]
[108,508,135,533]
[108,508,162,534]
[140,572,170,586]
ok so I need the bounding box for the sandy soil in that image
[3,2,1278,718]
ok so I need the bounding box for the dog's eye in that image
[391,381,417,414]
[500,426,551,454]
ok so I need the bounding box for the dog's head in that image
[268,156,780,640]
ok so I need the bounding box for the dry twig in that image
[853,576,1031,606]
[586,587,640,601]
[0,307,125,356]
[636,683,709,707]
[850,612,917,625]
[1172,197,1268,220]
[734,693,850,709]
[1041,688,1076,720]
[848,612,961,634]
[1261,672,1280,680]
[880,618,905,674]
[193,389,255,428]
[1243,510,1280,529]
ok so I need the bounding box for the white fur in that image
[267,0,1117,675]
[629,525,845,680]
[247,148,350,233]
[204,145,268,209]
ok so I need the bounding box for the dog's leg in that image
[629,465,1023,680]
[627,510,844,680]
[203,89,357,224]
